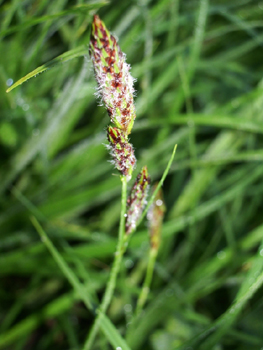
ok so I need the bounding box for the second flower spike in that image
[126,166,150,234]
[89,15,136,135]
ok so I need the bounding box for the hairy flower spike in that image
[126,166,150,234]
[89,15,136,135]
[107,126,136,181]
[147,185,166,251]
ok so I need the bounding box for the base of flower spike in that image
[107,126,136,181]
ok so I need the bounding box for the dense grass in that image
[1,0,263,349]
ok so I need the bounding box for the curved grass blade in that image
[137,114,263,135]
[198,244,263,349]
[175,265,263,350]
[31,217,131,350]
[6,46,88,93]
[0,2,109,38]
[0,293,75,349]
[0,61,87,195]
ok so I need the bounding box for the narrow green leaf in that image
[31,217,131,350]
[0,2,109,38]
[6,46,87,93]
[0,62,87,195]
[137,114,263,134]
[0,293,75,349]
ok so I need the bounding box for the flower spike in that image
[89,15,136,135]
[147,185,166,251]
[126,166,150,234]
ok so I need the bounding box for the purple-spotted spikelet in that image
[107,126,136,181]
[126,166,150,234]
[147,185,166,251]
[89,15,136,135]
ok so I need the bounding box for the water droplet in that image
[259,248,263,257]
[116,347,122,350]
[16,97,24,106]
[125,259,134,268]
[156,199,163,206]
[187,120,194,128]
[22,104,29,111]
[124,304,132,312]
[217,251,226,260]
[6,78,13,87]
[33,129,40,136]
[124,213,127,217]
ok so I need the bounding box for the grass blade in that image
[31,217,131,350]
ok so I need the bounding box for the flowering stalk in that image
[126,166,150,234]
[84,177,128,350]
[85,15,141,350]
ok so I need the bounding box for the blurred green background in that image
[1,0,263,349]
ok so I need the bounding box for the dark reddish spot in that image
[122,108,129,116]
[121,117,127,126]
[111,80,121,89]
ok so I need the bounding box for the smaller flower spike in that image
[107,126,136,181]
[126,166,150,234]
[147,185,166,251]
[89,15,136,135]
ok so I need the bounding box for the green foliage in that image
[1,0,263,349]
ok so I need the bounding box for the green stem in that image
[84,176,127,350]
[135,248,157,318]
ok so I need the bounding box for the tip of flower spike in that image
[138,166,149,189]
[92,14,101,28]
[91,14,111,43]
[93,14,100,22]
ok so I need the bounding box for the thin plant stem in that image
[31,216,132,350]
[135,248,158,318]
[84,175,128,350]
[131,144,177,234]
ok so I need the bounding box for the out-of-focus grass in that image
[1,0,263,349]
